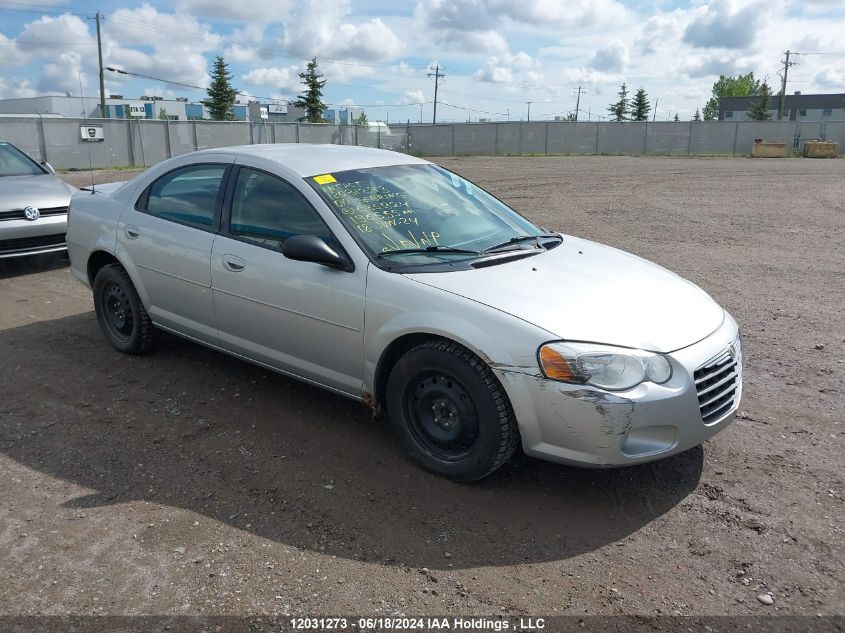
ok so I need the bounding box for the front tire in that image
[386,339,519,481]
[93,264,158,354]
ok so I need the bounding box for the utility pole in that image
[526,101,532,122]
[574,85,586,121]
[427,64,444,125]
[88,12,107,118]
[652,97,658,121]
[778,50,796,121]
[418,103,422,124]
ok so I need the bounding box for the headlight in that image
[538,342,672,391]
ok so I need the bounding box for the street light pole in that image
[526,101,532,122]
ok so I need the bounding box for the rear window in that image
[143,164,226,229]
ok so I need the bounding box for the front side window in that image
[310,164,540,266]
[144,164,226,228]
[229,167,331,250]
[0,142,45,177]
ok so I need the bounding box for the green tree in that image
[608,82,629,121]
[746,81,773,121]
[293,57,327,123]
[202,56,237,121]
[693,108,702,121]
[673,113,680,122]
[629,87,650,121]
[702,72,762,120]
[357,111,368,126]
[565,112,577,121]
[158,108,169,120]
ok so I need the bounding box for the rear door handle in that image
[222,254,246,272]
[125,225,140,239]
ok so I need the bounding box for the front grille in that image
[694,338,742,424]
[0,206,68,221]
[0,233,66,254]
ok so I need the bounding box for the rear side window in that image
[143,164,226,229]
[229,167,331,250]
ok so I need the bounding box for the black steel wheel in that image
[93,264,159,354]
[386,339,519,481]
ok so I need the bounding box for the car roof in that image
[192,143,431,178]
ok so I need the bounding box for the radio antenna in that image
[78,72,96,194]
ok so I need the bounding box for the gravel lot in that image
[1,156,843,623]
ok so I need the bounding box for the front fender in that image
[363,267,551,394]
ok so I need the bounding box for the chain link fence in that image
[1,117,842,170]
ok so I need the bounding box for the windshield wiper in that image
[377,246,481,259]
[482,233,561,253]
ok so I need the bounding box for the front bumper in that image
[497,313,742,467]
[0,214,68,258]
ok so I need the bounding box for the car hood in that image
[405,235,725,353]
[0,174,75,212]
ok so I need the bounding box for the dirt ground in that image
[1,156,843,623]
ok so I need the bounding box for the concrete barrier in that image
[802,140,840,158]
[751,141,788,158]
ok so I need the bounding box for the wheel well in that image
[87,250,120,286]
[374,333,444,413]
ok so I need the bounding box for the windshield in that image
[309,164,541,264]
[0,142,45,177]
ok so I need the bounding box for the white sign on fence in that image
[80,124,104,142]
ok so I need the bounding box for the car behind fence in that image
[1,117,843,170]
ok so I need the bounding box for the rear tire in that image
[386,339,519,481]
[93,264,158,355]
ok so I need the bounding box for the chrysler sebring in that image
[67,145,742,481]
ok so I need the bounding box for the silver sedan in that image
[0,141,75,258]
[67,145,742,481]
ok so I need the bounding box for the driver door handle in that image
[222,254,246,272]
[125,225,140,239]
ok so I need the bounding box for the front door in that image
[211,165,366,396]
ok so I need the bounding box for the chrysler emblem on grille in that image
[727,343,737,360]
[23,206,40,221]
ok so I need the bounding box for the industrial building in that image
[719,92,845,121]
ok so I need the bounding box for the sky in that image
[1,0,844,122]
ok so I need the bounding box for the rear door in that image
[210,164,366,396]
[118,160,232,344]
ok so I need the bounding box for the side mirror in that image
[41,161,56,174]
[282,234,353,272]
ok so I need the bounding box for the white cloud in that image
[402,89,425,104]
[283,0,403,60]
[225,44,259,64]
[0,77,38,99]
[683,0,769,49]
[589,41,630,73]
[175,0,295,24]
[474,51,543,85]
[241,66,301,92]
[814,67,845,90]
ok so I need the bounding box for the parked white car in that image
[0,141,75,258]
[67,144,742,480]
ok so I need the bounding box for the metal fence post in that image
[732,121,739,156]
[127,118,136,167]
[494,123,499,155]
[518,122,523,155]
[249,121,254,145]
[687,120,694,155]
[37,114,48,164]
[378,124,382,149]
[544,122,550,155]
[594,122,600,155]
[451,124,456,155]
[192,120,199,151]
[165,119,172,158]
[642,121,648,156]
[295,123,300,144]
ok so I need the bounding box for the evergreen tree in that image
[673,113,680,122]
[702,73,761,120]
[693,108,702,121]
[202,56,237,121]
[746,81,773,121]
[607,82,629,121]
[293,57,328,123]
[629,87,650,121]
[357,111,368,126]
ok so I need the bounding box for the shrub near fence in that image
[1,116,843,170]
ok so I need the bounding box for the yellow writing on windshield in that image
[313,174,336,184]
[382,230,440,252]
